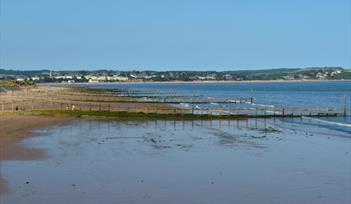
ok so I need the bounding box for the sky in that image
[0,0,350,71]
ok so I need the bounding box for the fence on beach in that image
[0,87,348,118]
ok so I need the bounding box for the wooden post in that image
[282,108,285,117]
[344,95,348,116]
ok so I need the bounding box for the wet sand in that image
[0,118,350,204]
[0,115,70,195]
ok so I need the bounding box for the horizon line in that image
[0,66,349,72]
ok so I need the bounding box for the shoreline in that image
[42,79,351,85]
[0,115,70,195]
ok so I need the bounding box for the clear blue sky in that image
[0,0,350,71]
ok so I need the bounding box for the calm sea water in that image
[81,81,351,134]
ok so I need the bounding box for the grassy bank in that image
[0,80,34,90]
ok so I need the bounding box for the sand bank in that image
[0,115,70,195]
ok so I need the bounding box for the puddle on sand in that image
[0,119,350,204]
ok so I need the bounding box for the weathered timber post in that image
[282,108,285,117]
[227,113,231,128]
[344,95,348,116]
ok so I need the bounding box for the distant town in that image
[0,67,350,83]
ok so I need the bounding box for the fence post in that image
[344,95,348,116]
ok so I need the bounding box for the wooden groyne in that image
[0,86,348,119]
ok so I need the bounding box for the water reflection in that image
[1,118,350,204]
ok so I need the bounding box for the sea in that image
[81,81,351,134]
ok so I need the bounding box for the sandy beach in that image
[0,118,350,204]
[0,83,349,203]
[0,115,69,195]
